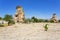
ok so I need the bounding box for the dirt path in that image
[0,23,60,40]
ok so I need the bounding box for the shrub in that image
[44,24,48,31]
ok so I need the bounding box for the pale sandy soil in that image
[0,23,60,40]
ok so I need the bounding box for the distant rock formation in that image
[50,13,58,23]
[14,6,24,23]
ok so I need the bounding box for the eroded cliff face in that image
[14,6,24,23]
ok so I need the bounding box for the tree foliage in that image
[3,14,15,25]
[0,17,2,20]
[31,16,38,23]
[3,14,12,21]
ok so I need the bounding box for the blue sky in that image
[0,0,60,19]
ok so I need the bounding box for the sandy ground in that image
[0,23,60,40]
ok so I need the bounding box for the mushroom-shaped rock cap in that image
[16,6,21,9]
[53,13,56,15]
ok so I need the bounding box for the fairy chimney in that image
[14,6,24,23]
[51,13,58,23]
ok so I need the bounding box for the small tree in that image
[31,16,35,23]
[31,16,38,23]
[3,14,12,21]
[3,14,15,25]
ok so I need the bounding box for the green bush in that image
[0,24,4,27]
[44,24,48,31]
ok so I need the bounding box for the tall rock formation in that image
[14,6,24,23]
[51,13,58,23]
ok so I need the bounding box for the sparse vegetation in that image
[24,16,51,23]
[38,19,44,22]
[24,18,31,23]
[24,16,59,23]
